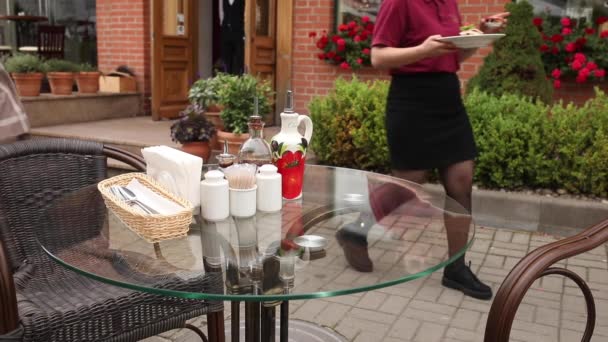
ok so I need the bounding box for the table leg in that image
[231,301,240,342]
[245,302,260,342]
[260,305,276,341]
[280,301,289,342]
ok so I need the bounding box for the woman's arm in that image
[371,35,458,69]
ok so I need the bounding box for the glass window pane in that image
[164,0,188,36]
[523,0,608,21]
[255,0,269,36]
[49,0,97,66]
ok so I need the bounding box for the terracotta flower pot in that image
[47,72,75,95]
[181,141,212,161]
[217,130,250,155]
[76,71,101,94]
[11,73,43,97]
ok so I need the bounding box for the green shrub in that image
[45,59,79,73]
[309,77,608,197]
[467,0,553,103]
[466,88,608,197]
[465,89,551,189]
[78,63,97,72]
[309,76,389,172]
[3,53,46,73]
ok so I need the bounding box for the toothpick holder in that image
[229,185,257,218]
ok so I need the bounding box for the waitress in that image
[371,0,508,300]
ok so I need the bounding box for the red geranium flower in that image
[561,17,571,27]
[601,31,608,38]
[585,28,596,35]
[309,31,317,38]
[553,79,561,89]
[551,34,564,43]
[340,62,350,70]
[594,69,606,78]
[565,43,577,52]
[574,53,586,62]
[533,17,543,27]
[551,68,561,79]
[540,44,549,52]
[551,46,559,55]
[562,27,572,35]
[586,61,598,71]
[311,17,373,70]
[597,16,608,25]
[572,60,584,71]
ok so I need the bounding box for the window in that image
[335,0,381,28]
[522,0,608,23]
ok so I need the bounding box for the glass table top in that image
[39,165,475,302]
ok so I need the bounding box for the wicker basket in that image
[98,173,193,243]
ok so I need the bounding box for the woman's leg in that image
[336,169,428,272]
[439,160,492,300]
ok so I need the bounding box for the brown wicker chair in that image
[485,218,608,341]
[0,138,224,342]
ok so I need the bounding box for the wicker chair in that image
[0,139,225,342]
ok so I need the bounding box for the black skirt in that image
[385,72,477,170]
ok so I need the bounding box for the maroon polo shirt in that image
[372,0,462,75]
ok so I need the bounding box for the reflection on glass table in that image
[39,165,475,342]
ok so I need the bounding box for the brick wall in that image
[292,0,511,114]
[554,80,608,106]
[96,0,151,114]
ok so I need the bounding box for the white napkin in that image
[126,179,185,215]
[141,146,203,207]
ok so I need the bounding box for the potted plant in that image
[216,73,273,154]
[3,53,46,97]
[188,73,227,130]
[170,104,217,161]
[76,63,101,94]
[45,59,79,95]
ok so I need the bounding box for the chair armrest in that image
[103,145,146,172]
[0,238,19,334]
[484,218,608,342]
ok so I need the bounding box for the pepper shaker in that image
[256,164,282,212]
[200,170,229,221]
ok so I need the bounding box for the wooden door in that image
[245,0,277,123]
[152,0,197,120]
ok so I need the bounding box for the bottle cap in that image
[259,164,278,175]
[204,170,225,182]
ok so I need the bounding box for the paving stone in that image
[491,240,529,251]
[589,268,608,284]
[349,307,396,324]
[291,300,328,321]
[413,322,447,342]
[534,307,560,327]
[437,287,464,307]
[388,316,420,340]
[512,232,531,245]
[489,247,528,258]
[446,327,481,341]
[484,255,505,267]
[335,316,390,341]
[378,294,410,315]
[451,308,482,331]
[356,291,389,310]
[494,231,513,242]
[314,302,351,328]
[470,238,491,253]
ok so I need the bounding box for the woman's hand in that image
[419,35,459,58]
[480,12,510,34]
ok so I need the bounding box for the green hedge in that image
[310,77,608,197]
[309,76,390,173]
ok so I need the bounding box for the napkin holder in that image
[98,173,193,243]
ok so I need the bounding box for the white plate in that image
[436,34,505,49]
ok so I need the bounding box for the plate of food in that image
[436,25,505,49]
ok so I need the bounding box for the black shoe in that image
[442,261,493,300]
[336,223,373,273]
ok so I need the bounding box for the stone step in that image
[23,92,142,128]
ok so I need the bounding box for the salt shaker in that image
[256,164,282,212]
[201,170,229,221]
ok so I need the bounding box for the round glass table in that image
[39,165,475,342]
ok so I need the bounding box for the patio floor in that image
[142,225,608,342]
